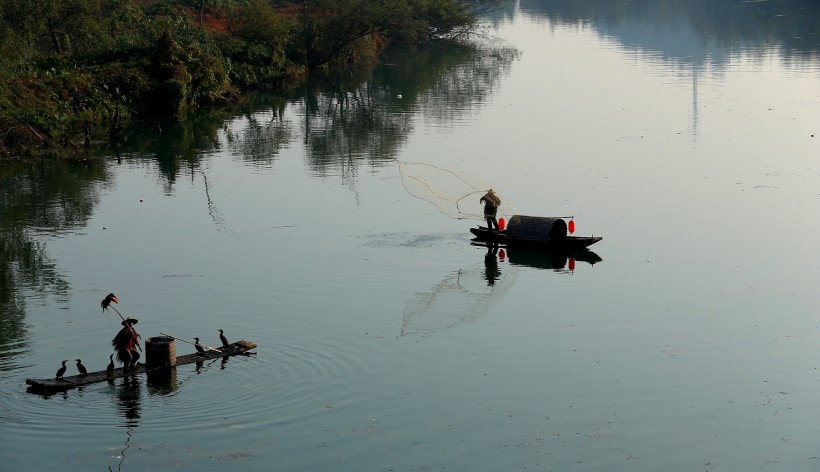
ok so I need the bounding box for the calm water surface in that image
[2,1,819,470]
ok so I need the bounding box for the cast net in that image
[398,255,517,338]
[397,160,517,222]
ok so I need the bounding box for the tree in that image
[0,0,103,55]
[295,0,500,70]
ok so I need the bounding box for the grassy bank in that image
[0,0,496,159]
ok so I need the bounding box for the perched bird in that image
[106,354,115,376]
[101,293,118,313]
[56,360,68,379]
[194,337,205,355]
[76,359,88,376]
[218,329,230,348]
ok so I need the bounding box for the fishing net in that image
[397,161,517,222]
[398,252,517,337]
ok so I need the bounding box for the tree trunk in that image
[46,18,63,54]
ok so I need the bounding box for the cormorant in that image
[56,360,68,379]
[76,359,88,376]
[219,329,230,348]
[101,293,118,313]
[106,354,115,376]
[194,337,205,355]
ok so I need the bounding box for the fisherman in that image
[479,189,501,231]
[112,318,142,371]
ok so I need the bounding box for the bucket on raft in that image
[145,336,176,369]
[504,215,568,242]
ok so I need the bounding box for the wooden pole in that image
[159,332,222,353]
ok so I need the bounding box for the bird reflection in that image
[221,356,230,370]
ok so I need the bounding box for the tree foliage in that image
[0,0,492,157]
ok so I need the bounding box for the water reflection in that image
[107,112,226,188]
[400,241,603,336]
[109,376,141,472]
[483,244,502,286]
[506,247,602,272]
[302,42,520,175]
[146,368,179,395]
[117,375,142,426]
[400,265,511,337]
[471,240,603,272]
[100,41,520,183]
[223,99,293,165]
[399,244,519,337]
[0,161,101,374]
[518,0,820,64]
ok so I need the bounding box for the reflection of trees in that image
[0,161,99,370]
[302,79,413,174]
[107,94,296,183]
[300,41,520,175]
[519,0,820,64]
[107,113,225,191]
[0,226,37,369]
[101,40,520,181]
[222,98,294,166]
[409,43,520,124]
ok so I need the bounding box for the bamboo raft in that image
[26,340,256,393]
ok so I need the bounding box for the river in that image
[1,1,819,470]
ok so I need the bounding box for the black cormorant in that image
[106,354,115,375]
[219,329,229,348]
[101,293,118,313]
[194,337,205,355]
[76,359,88,376]
[56,360,68,379]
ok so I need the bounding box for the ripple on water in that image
[9,326,382,432]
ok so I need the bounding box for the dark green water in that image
[2,1,819,470]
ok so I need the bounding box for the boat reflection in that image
[399,242,603,337]
[474,242,602,273]
[507,247,602,271]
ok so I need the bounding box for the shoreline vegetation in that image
[0,0,499,159]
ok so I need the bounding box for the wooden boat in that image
[26,340,257,393]
[470,215,602,250]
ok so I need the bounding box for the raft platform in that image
[25,340,257,393]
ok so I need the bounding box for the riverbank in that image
[0,0,491,159]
